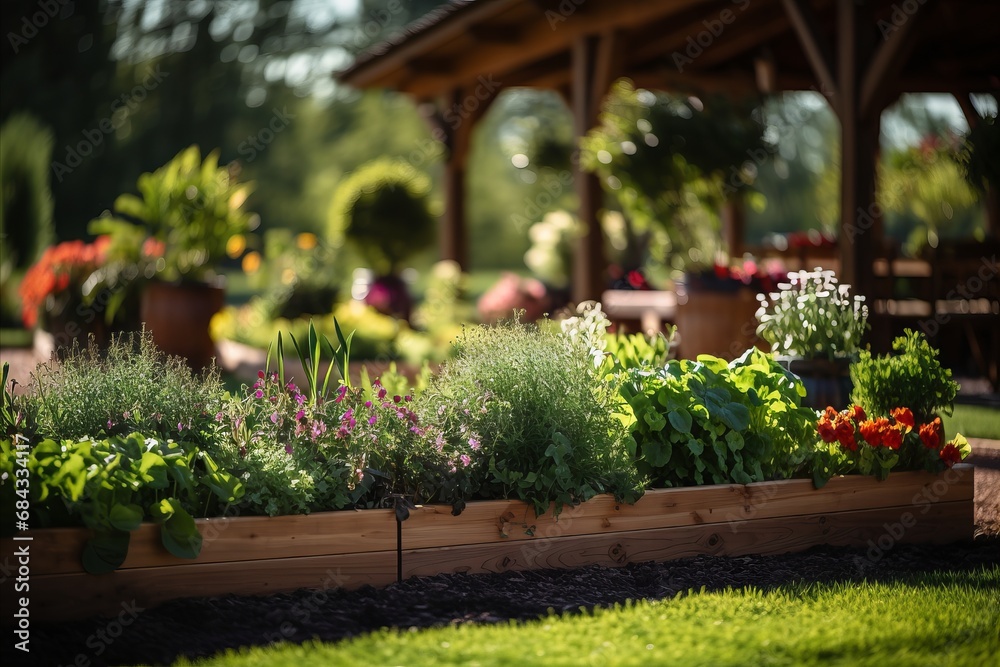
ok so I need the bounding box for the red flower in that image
[890,407,914,430]
[939,443,962,467]
[17,238,109,328]
[883,426,903,451]
[849,405,867,423]
[817,416,837,443]
[919,418,942,449]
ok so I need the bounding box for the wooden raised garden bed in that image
[1,465,974,622]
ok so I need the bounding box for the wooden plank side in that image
[2,550,397,623]
[402,485,745,550]
[401,499,974,579]
[1,508,397,576]
[402,466,975,550]
[743,464,975,521]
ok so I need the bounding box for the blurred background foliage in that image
[0,0,993,335]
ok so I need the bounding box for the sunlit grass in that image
[180,567,999,667]
[946,403,1000,440]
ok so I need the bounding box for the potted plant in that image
[328,158,437,322]
[17,237,136,355]
[755,269,869,409]
[673,258,785,359]
[92,146,255,367]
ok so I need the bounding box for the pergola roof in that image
[341,0,1000,101]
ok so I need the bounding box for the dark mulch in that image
[8,536,999,667]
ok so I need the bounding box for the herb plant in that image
[850,330,959,423]
[618,349,815,487]
[22,332,221,446]
[419,319,642,517]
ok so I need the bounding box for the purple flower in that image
[107,419,114,430]
[393,395,401,404]
[334,385,349,403]
[295,393,305,405]
[469,437,481,451]
[341,408,354,422]
[284,444,293,455]
[364,401,373,409]
[368,415,377,426]
[295,410,306,421]
[404,395,412,402]
[177,422,184,432]
[255,389,264,399]
[378,388,387,399]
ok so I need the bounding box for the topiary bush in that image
[327,158,437,277]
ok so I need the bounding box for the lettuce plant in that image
[619,349,816,487]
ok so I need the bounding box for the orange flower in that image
[919,418,942,449]
[859,418,883,448]
[939,443,961,467]
[890,407,914,430]
[849,405,867,423]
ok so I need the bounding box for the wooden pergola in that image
[339,0,999,305]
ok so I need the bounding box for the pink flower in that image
[270,412,279,424]
[255,389,263,399]
[434,433,446,451]
[469,437,481,451]
[368,415,377,426]
[284,444,293,455]
[177,422,184,432]
[364,401,373,408]
[378,388,387,399]
[215,411,224,422]
[393,395,402,404]
[258,370,265,379]
[460,454,471,467]
[295,410,305,421]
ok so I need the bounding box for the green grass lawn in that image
[946,403,1000,440]
[180,568,999,667]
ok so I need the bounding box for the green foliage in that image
[850,330,959,423]
[0,113,55,274]
[0,432,243,572]
[92,145,255,282]
[878,138,981,256]
[603,330,674,371]
[183,569,1000,667]
[619,349,815,487]
[581,80,767,271]
[419,320,642,517]
[275,318,353,404]
[328,158,437,275]
[755,269,869,360]
[22,332,222,446]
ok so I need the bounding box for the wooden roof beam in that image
[860,0,934,118]
[780,0,838,104]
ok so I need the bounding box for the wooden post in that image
[722,197,745,259]
[572,33,619,304]
[433,84,499,270]
[836,0,879,301]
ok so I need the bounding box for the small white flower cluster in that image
[561,301,611,368]
[756,269,869,360]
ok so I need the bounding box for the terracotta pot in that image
[778,357,853,410]
[674,289,765,360]
[140,281,224,368]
